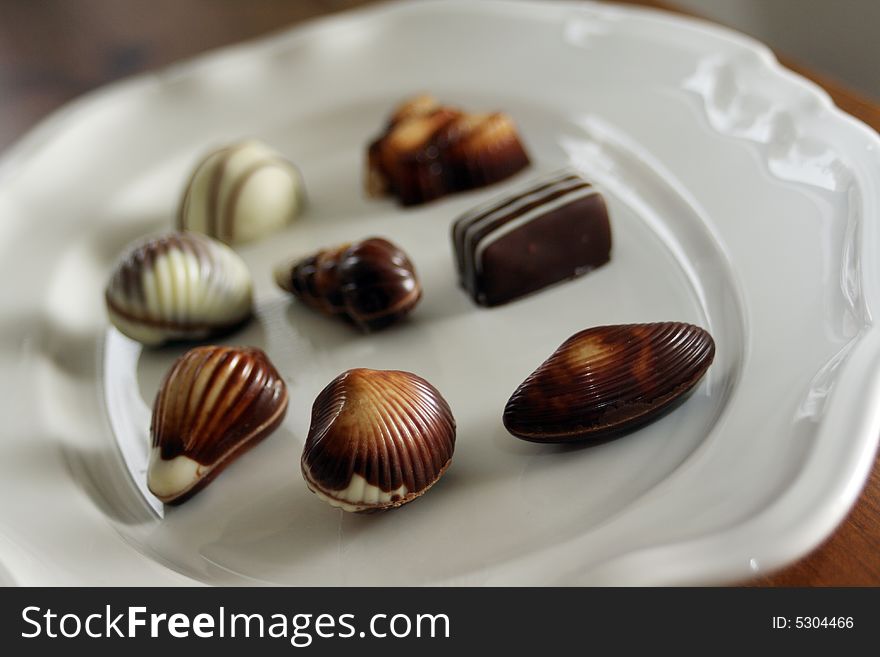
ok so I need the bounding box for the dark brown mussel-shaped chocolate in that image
[148,345,288,505]
[274,237,421,331]
[301,368,456,512]
[503,323,715,442]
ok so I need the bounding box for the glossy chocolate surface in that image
[105,231,253,345]
[366,95,530,206]
[275,237,421,331]
[503,323,715,442]
[177,140,305,245]
[452,171,612,307]
[149,345,288,504]
[301,368,456,512]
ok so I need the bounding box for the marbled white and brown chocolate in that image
[105,232,253,346]
[452,170,612,307]
[366,94,530,205]
[274,237,421,331]
[301,368,456,512]
[503,323,715,442]
[148,345,288,505]
[178,140,305,245]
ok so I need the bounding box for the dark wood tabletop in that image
[1,0,878,585]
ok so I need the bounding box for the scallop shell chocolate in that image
[105,232,253,346]
[275,237,421,331]
[148,345,288,505]
[503,323,715,442]
[178,140,305,245]
[301,368,456,512]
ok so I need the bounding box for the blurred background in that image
[674,0,879,100]
[1,0,878,152]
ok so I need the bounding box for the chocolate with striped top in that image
[178,140,305,245]
[451,171,612,307]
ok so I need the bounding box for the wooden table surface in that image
[1,0,878,586]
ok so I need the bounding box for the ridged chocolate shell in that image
[503,323,715,442]
[301,368,456,512]
[105,232,253,346]
[274,237,421,331]
[148,345,288,505]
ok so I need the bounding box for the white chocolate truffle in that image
[177,140,305,245]
[105,232,253,346]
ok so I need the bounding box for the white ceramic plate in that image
[1,0,879,586]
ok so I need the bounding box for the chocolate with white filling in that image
[451,171,612,306]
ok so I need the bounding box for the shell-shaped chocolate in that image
[105,232,253,346]
[148,345,288,505]
[274,237,421,331]
[301,368,456,512]
[503,323,715,442]
[367,95,530,205]
[178,140,305,245]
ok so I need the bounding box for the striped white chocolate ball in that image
[178,140,305,245]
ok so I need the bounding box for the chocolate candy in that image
[148,346,288,504]
[503,323,715,442]
[452,171,612,307]
[105,232,253,346]
[178,140,305,245]
[366,94,530,206]
[274,237,421,331]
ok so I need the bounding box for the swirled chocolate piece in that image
[178,140,305,245]
[366,94,530,205]
[274,237,421,331]
[148,345,288,505]
[503,323,715,442]
[302,368,456,512]
[452,170,612,306]
[105,232,253,346]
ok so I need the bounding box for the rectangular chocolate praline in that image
[451,172,612,306]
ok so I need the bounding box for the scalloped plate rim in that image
[0,0,878,585]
